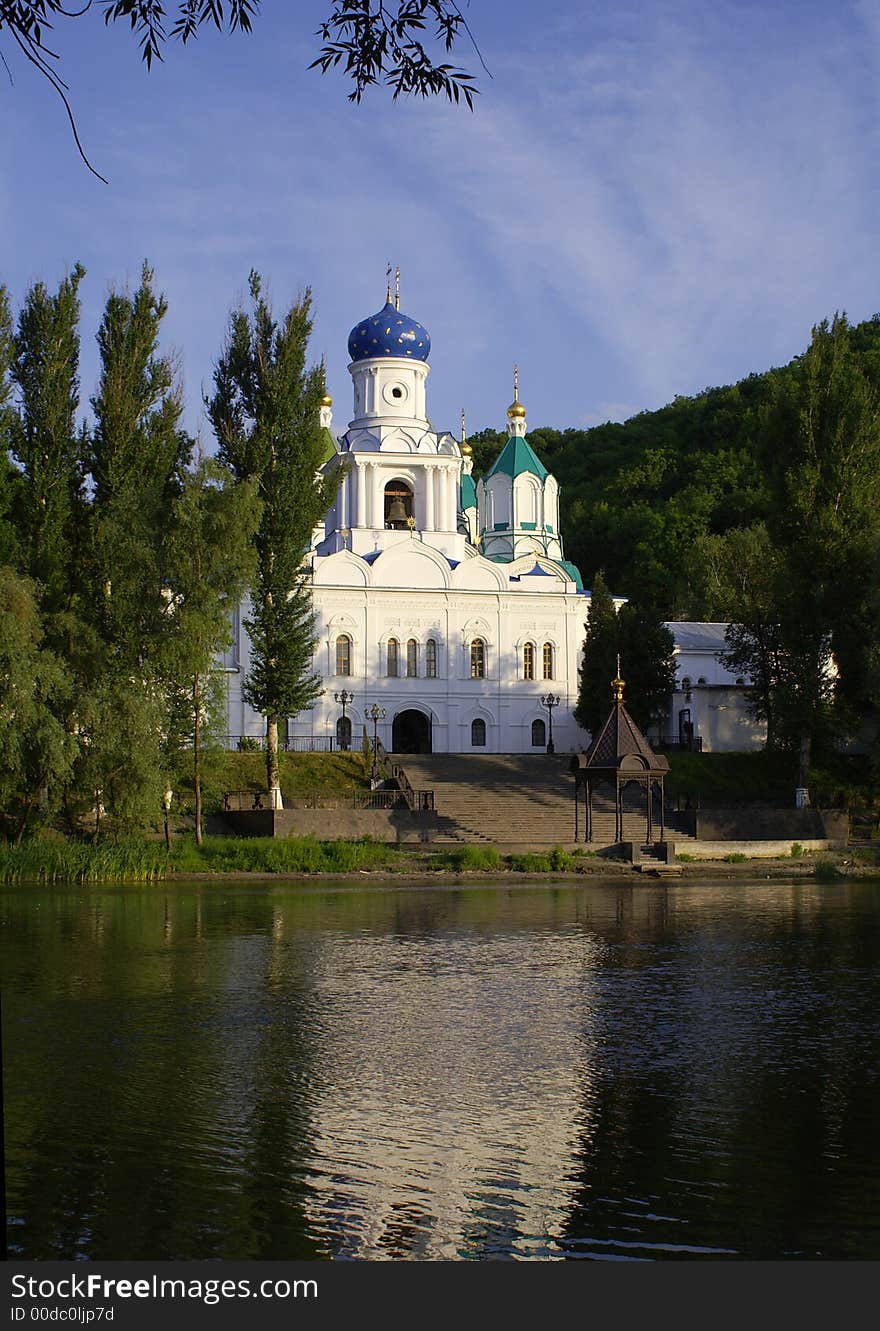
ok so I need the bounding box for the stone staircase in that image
[390,753,573,846]
[390,754,698,850]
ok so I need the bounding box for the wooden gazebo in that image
[572,663,669,845]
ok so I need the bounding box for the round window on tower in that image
[382,381,408,405]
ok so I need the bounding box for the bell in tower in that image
[384,480,414,529]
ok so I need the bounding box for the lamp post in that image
[162,786,173,851]
[541,693,559,754]
[333,690,354,750]
[367,703,386,784]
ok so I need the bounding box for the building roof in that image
[347,300,431,363]
[318,426,337,466]
[460,472,477,510]
[666,622,729,652]
[578,698,669,775]
[484,435,549,482]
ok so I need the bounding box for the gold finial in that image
[507,363,526,419]
[394,266,401,312]
[612,653,625,702]
[320,391,333,408]
[386,261,392,304]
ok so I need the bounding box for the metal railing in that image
[222,735,340,753]
[221,789,434,812]
[654,736,703,753]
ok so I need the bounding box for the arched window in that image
[471,718,486,747]
[387,638,399,677]
[406,638,418,677]
[523,642,535,681]
[426,638,438,678]
[531,718,546,747]
[542,642,554,679]
[470,638,486,679]
[336,716,352,750]
[335,633,352,676]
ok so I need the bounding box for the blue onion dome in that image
[347,301,431,362]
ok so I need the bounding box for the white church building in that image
[222,287,757,755]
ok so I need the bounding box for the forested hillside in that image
[469,312,880,619]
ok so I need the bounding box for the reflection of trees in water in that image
[560,884,880,1259]
[4,889,323,1259]
[5,882,880,1259]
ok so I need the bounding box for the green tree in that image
[207,272,338,809]
[88,261,191,669]
[575,571,675,739]
[760,314,880,791]
[0,285,21,566]
[77,262,192,831]
[574,571,619,737]
[0,567,74,843]
[8,266,86,623]
[697,523,784,748]
[616,603,676,733]
[161,456,260,842]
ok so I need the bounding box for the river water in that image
[3,878,879,1261]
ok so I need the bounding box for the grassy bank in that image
[0,838,168,884]
[2,834,877,886]
[176,750,370,816]
[664,749,877,811]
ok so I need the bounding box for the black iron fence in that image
[221,789,435,812]
[222,735,339,753]
[654,736,703,753]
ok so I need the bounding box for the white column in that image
[356,463,366,528]
[438,468,448,531]
[445,468,455,531]
[425,462,435,531]
[372,464,383,529]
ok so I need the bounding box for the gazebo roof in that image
[575,668,669,778]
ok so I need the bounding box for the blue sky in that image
[2,1,878,443]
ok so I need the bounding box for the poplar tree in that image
[0,567,74,843]
[8,266,86,624]
[575,571,675,738]
[574,572,619,737]
[78,263,192,832]
[207,273,337,809]
[0,285,20,566]
[162,456,260,842]
[88,261,191,667]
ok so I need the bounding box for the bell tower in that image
[316,274,468,561]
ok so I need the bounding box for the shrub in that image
[814,860,842,881]
[435,845,502,871]
[169,834,393,875]
[790,842,804,859]
[724,852,748,863]
[508,852,552,873]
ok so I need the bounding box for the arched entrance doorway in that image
[392,709,432,754]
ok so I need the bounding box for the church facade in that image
[222,287,758,756]
[224,287,593,755]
